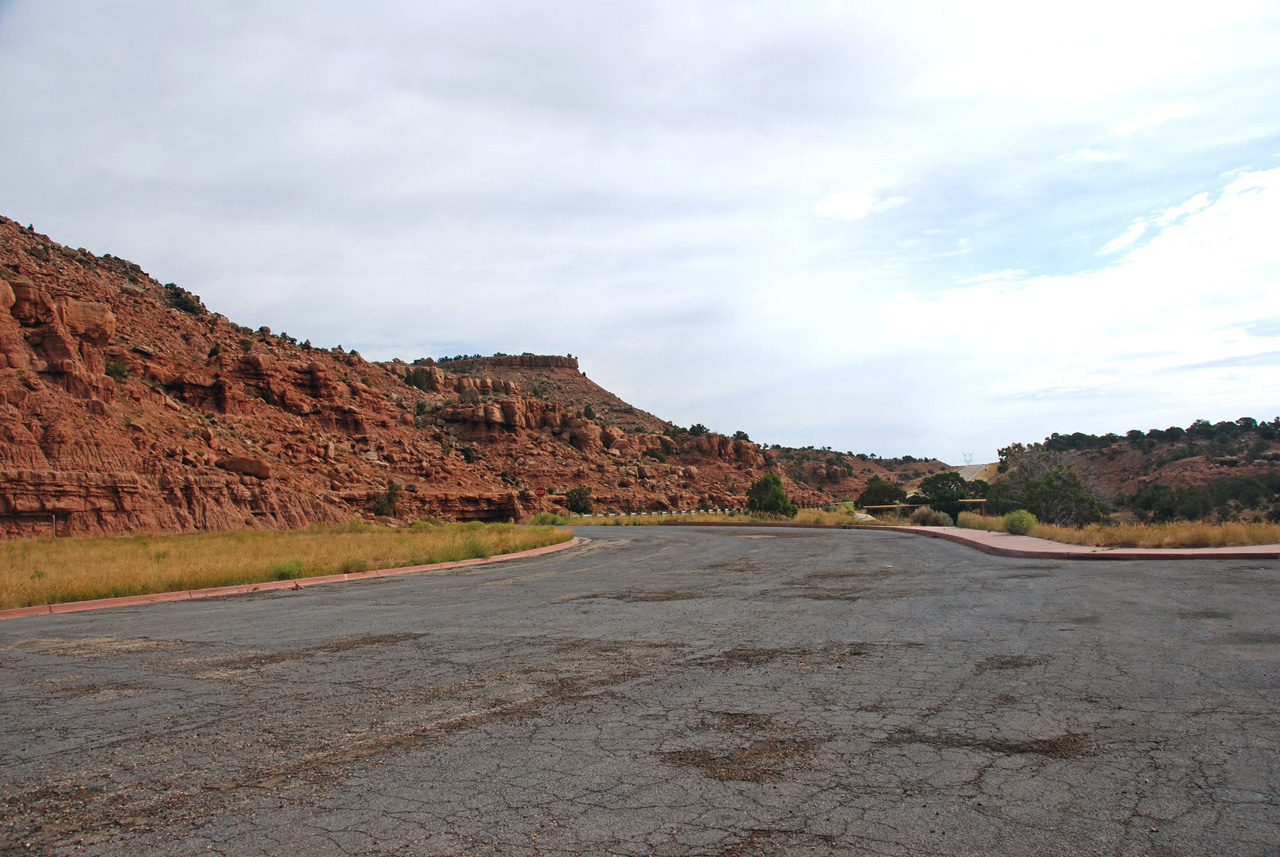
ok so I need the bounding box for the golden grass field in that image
[0,521,572,609]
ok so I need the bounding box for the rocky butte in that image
[0,216,919,537]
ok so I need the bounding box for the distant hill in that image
[1004,421,1280,522]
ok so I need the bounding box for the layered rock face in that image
[0,217,889,537]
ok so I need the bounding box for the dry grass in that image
[1029,520,1280,548]
[0,521,572,609]
[957,511,1003,531]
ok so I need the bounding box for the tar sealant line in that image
[0,536,589,621]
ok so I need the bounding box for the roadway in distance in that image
[1,525,1277,855]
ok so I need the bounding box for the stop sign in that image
[535,486,547,498]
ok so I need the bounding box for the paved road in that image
[2,526,1278,856]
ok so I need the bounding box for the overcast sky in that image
[3,1,1278,461]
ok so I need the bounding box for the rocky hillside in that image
[1006,422,1280,522]
[0,217,918,537]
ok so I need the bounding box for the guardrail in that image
[568,499,986,520]
[569,508,751,518]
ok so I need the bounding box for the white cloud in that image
[1100,220,1148,254]
[1155,191,1210,224]
[815,191,908,221]
[854,168,1280,452]
[958,269,1028,284]
[1065,147,1117,162]
[1109,99,1194,136]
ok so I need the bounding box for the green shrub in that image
[104,360,129,380]
[371,481,402,517]
[583,404,596,420]
[857,477,906,508]
[207,343,222,359]
[269,559,305,580]
[531,513,568,525]
[339,558,371,573]
[405,367,430,391]
[1003,509,1038,535]
[163,283,206,316]
[911,472,969,522]
[564,486,592,514]
[746,473,797,518]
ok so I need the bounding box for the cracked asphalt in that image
[2,525,1278,856]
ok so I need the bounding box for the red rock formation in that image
[0,216,870,536]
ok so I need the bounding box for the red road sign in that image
[535,486,547,497]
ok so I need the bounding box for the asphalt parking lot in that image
[2,525,1277,856]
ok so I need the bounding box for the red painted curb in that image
[0,536,588,621]
[870,525,1280,560]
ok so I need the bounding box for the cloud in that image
[1099,220,1147,254]
[811,167,1280,455]
[815,190,908,221]
[1109,100,1193,136]
[1240,318,1280,338]
[1155,191,1210,224]
[1065,147,1117,162]
[958,269,1028,285]
[1171,351,1280,371]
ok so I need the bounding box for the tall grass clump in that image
[0,522,571,609]
[956,512,1002,531]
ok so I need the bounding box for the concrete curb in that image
[659,520,1280,560]
[0,536,589,621]
[868,526,1280,560]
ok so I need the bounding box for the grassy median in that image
[0,521,572,609]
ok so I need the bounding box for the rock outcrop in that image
[2,216,887,536]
